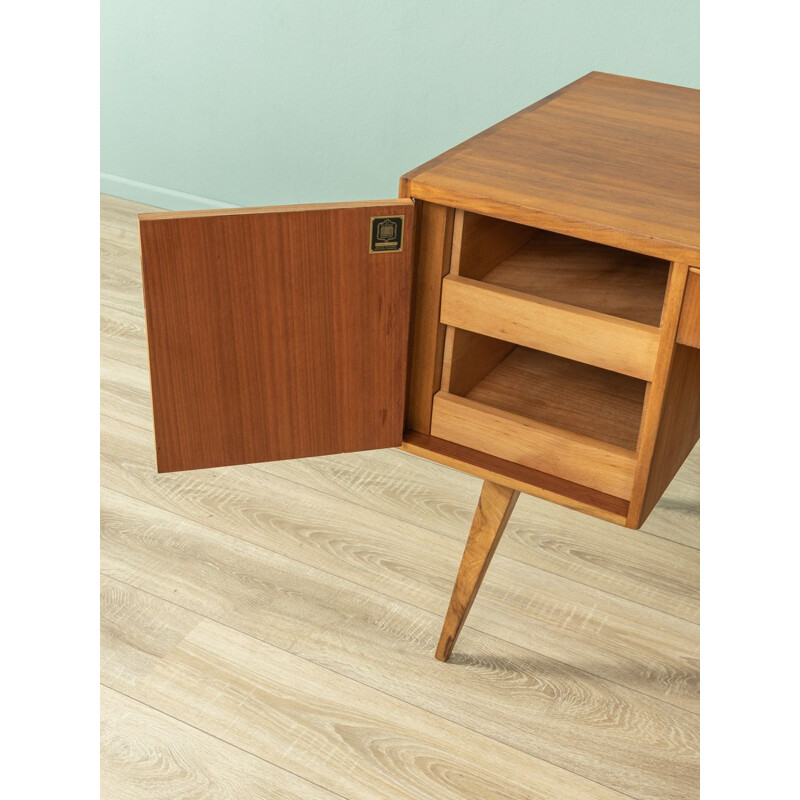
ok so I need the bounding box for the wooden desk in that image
[138,72,699,661]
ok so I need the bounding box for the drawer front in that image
[440,275,660,381]
[430,391,637,499]
[676,268,700,348]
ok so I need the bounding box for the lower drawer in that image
[430,391,637,499]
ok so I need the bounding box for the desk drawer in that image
[431,390,637,499]
[431,346,644,499]
[440,274,660,381]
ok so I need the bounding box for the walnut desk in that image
[138,72,700,662]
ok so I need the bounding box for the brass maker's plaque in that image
[370,216,404,253]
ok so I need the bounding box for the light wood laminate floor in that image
[100,194,700,800]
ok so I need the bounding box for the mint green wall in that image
[101,0,699,210]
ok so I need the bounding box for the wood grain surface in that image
[100,575,198,691]
[104,413,699,709]
[628,262,692,528]
[450,209,535,279]
[440,274,660,380]
[102,194,699,800]
[440,327,515,396]
[101,488,699,800]
[102,686,339,800]
[139,200,414,472]
[463,346,646,450]
[638,344,700,524]
[401,431,631,524]
[431,392,637,499]
[677,268,700,348]
[133,619,631,800]
[481,228,670,326]
[402,200,454,434]
[402,72,699,263]
[436,481,519,661]
[250,437,699,566]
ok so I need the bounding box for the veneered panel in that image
[139,201,414,472]
[677,268,700,348]
[635,344,700,526]
[402,72,699,263]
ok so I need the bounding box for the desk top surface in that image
[401,72,699,265]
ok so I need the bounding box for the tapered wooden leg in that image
[435,480,520,661]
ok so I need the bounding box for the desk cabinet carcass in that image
[138,72,700,661]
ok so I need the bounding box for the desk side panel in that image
[635,345,700,526]
[402,198,454,434]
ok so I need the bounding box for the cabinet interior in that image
[452,211,670,326]
[427,206,671,495]
[441,331,646,451]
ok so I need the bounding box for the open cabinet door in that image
[139,200,414,473]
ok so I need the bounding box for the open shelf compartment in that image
[431,329,647,500]
[440,211,670,381]
[452,210,670,324]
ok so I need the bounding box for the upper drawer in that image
[677,268,700,348]
[440,275,660,381]
[441,211,669,381]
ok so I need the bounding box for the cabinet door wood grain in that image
[139,200,414,473]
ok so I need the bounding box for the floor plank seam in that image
[637,528,699,551]
[100,505,700,721]
[100,456,701,643]
[247,460,700,622]
[100,303,144,320]
[99,376,700,624]
[100,583,643,800]
[99,265,700,564]
[100,354,147,374]
[99,340,700,557]
[101,683,352,800]
[100,220,143,236]
[98,406,700,628]
[396,449,701,552]
[101,197,698,800]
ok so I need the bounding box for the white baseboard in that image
[100,173,237,211]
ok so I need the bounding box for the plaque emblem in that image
[370,215,404,253]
